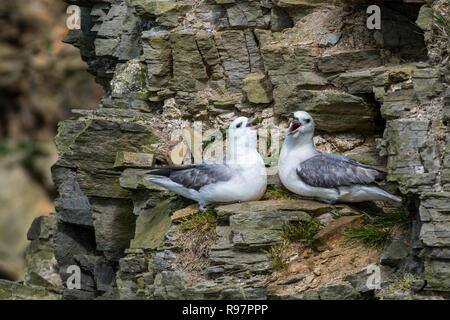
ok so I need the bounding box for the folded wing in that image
[297,153,385,188]
[147,162,234,191]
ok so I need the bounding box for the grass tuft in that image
[344,225,392,248]
[262,240,287,270]
[344,210,410,248]
[432,9,450,40]
[281,219,322,243]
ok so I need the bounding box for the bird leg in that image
[291,194,337,205]
[199,200,241,213]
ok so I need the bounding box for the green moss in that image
[140,131,159,153]
[263,184,293,200]
[209,95,240,107]
[180,206,217,232]
[131,116,147,122]
[348,154,377,166]
[54,119,91,157]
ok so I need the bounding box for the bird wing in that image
[147,161,234,191]
[296,153,385,188]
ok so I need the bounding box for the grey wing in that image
[296,153,385,188]
[148,161,234,191]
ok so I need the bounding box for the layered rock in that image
[24,0,449,300]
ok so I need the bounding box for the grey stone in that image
[270,7,293,31]
[269,290,319,300]
[318,282,361,300]
[315,213,334,226]
[54,169,93,227]
[91,197,136,261]
[410,279,426,292]
[318,50,382,73]
[62,289,96,300]
[424,259,450,291]
[130,199,172,250]
[380,234,410,268]
[278,274,307,285]
[230,210,310,251]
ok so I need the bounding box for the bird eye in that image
[236,122,242,128]
[305,119,311,123]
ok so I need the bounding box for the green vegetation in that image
[0,142,9,157]
[263,184,293,200]
[281,219,322,243]
[375,210,411,229]
[202,127,227,150]
[344,224,392,248]
[180,206,218,232]
[432,9,450,40]
[344,210,410,248]
[262,240,287,270]
[132,116,147,122]
[380,274,417,295]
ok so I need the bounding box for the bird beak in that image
[287,121,302,135]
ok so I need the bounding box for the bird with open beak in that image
[278,111,402,204]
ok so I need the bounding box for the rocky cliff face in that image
[8,0,448,300]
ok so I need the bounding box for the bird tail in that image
[383,191,402,203]
[374,170,387,182]
[147,167,172,177]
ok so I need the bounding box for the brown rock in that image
[312,215,364,251]
[171,204,200,222]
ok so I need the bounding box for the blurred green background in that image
[0,0,102,281]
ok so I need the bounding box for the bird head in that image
[227,116,260,157]
[286,111,315,139]
[228,116,259,131]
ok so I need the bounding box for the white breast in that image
[200,151,267,203]
[278,142,338,199]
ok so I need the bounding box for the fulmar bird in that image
[278,111,401,204]
[146,117,267,211]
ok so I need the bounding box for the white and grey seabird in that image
[278,111,401,204]
[146,117,267,211]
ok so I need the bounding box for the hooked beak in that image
[287,121,302,135]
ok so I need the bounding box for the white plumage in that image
[278,111,402,204]
[147,117,267,211]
